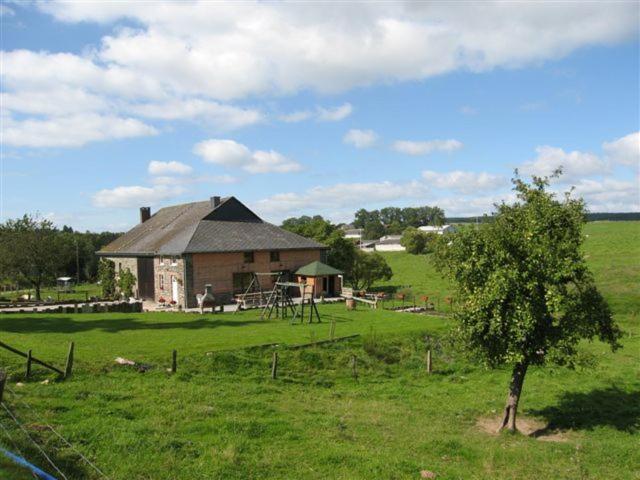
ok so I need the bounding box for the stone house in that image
[97,196,326,308]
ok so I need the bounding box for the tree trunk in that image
[34,282,42,301]
[498,361,528,432]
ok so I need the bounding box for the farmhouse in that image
[97,196,326,308]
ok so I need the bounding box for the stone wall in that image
[155,256,186,307]
[106,257,139,297]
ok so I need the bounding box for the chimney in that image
[211,196,221,208]
[140,207,151,223]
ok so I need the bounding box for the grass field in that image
[0,221,638,479]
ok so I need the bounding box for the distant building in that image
[418,224,456,235]
[343,228,363,241]
[374,235,405,252]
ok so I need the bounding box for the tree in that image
[433,172,621,432]
[117,268,137,299]
[400,227,427,254]
[350,251,393,290]
[281,215,337,242]
[0,215,72,300]
[326,231,357,278]
[98,259,116,299]
[363,221,386,240]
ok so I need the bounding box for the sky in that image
[1,1,639,232]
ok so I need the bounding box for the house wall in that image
[155,257,186,306]
[190,249,322,306]
[106,257,140,297]
[375,244,406,252]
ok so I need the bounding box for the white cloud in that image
[278,110,313,123]
[279,103,353,123]
[422,170,505,193]
[150,174,238,186]
[129,99,263,129]
[571,177,639,212]
[253,180,429,217]
[148,160,193,176]
[459,105,477,115]
[317,103,353,122]
[193,139,302,174]
[520,145,608,181]
[343,129,377,149]
[393,139,463,155]
[603,131,639,167]
[35,2,638,99]
[92,185,184,208]
[0,5,15,17]
[2,113,158,148]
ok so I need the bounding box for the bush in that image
[97,259,116,299]
[117,268,136,298]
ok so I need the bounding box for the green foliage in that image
[0,214,72,300]
[434,173,622,369]
[354,205,445,236]
[98,258,116,299]
[281,215,337,242]
[117,268,137,298]
[350,251,393,290]
[325,231,357,278]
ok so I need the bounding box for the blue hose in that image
[0,447,59,480]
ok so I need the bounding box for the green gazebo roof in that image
[295,261,342,277]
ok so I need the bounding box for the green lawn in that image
[0,221,638,479]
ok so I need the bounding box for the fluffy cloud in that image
[92,185,184,208]
[253,180,429,216]
[279,103,353,123]
[422,170,505,193]
[148,161,193,176]
[520,145,608,181]
[393,139,463,155]
[4,3,637,147]
[343,129,377,149]
[603,131,639,167]
[571,177,639,212]
[150,174,238,186]
[36,2,638,99]
[193,139,302,174]
[2,113,157,148]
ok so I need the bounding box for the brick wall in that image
[155,256,186,307]
[190,249,322,305]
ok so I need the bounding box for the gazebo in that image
[295,261,342,298]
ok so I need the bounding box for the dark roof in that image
[295,261,342,276]
[98,196,326,256]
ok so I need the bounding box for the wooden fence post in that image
[351,355,358,379]
[426,350,432,374]
[0,370,6,404]
[330,320,336,340]
[271,352,278,379]
[26,349,32,379]
[171,350,177,373]
[64,342,74,380]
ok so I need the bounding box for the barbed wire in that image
[5,384,109,479]
[1,402,69,480]
[0,418,40,479]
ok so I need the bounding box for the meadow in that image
[0,221,638,479]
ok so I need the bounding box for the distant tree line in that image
[281,215,392,290]
[0,214,121,299]
[353,206,445,239]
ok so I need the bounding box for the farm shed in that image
[295,261,342,297]
[97,196,326,308]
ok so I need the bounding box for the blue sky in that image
[1,1,639,232]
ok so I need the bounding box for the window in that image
[170,256,178,266]
[159,274,164,290]
[233,272,253,293]
[244,251,254,263]
[159,256,164,265]
[270,251,280,262]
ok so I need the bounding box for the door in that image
[137,257,155,299]
[171,276,179,303]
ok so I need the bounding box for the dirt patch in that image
[476,416,570,442]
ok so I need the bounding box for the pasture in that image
[0,221,638,479]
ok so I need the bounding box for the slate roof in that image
[98,196,326,256]
[295,261,342,276]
